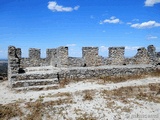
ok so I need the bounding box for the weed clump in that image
[0,103,23,120]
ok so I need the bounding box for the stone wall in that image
[56,46,69,67]
[108,47,125,65]
[134,47,150,64]
[21,48,46,68]
[46,48,57,67]
[68,57,84,67]
[147,45,159,64]
[10,65,156,82]
[8,46,21,87]
[82,47,102,66]
[8,45,160,70]
[58,65,156,80]
[8,45,160,88]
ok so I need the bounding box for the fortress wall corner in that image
[8,46,21,87]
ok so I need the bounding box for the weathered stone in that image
[134,47,150,64]
[108,47,125,65]
[7,45,160,89]
[82,47,102,66]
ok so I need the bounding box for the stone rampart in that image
[8,45,160,89]
[10,65,156,83]
[68,57,84,67]
[58,65,156,80]
[9,45,160,69]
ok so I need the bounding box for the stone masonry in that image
[134,47,150,64]
[147,45,158,64]
[82,47,102,67]
[108,47,125,65]
[8,45,160,90]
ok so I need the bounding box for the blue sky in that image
[0,0,160,59]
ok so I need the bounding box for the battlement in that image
[108,47,125,65]
[8,45,160,69]
[8,45,160,89]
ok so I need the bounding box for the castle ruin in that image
[8,45,160,90]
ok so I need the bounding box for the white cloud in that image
[145,0,160,6]
[127,22,132,25]
[147,35,158,40]
[125,46,141,51]
[48,1,79,12]
[131,21,160,29]
[66,44,76,47]
[100,16,120,24]
[74,6,80,10]
[99,46,108,52]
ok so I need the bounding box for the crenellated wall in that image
[8,45,160,70]
[134,47,150,64]
[8,44,160,89]
[147,45,159,64]
[68,57,84,67]
[82,47,102,66]
[8,46,21,87]
[108,47,125,65]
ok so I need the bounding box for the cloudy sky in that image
[0,0,160,58]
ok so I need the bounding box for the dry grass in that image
[24,100,43,120]
[82,90,95,101]
[0,68,159,119]
[102,84,160,103]
[76,113,97,120]
[100,74,146,83]
[106,101,115,108]
[45,92,72,99]
[59,78,70,88]
[100,68,160,83]
[0,103,23,120]
[24,96,73,120]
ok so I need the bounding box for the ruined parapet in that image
[134,47,149,64]
[56,46,68,67]
[51,49,58,67]
[21,48,47,67]
[46,48,56,66]
[82,47,101,66]
[124,57,136,65]
[108,47,125,65]
[68,57,84,67]
[29,48,41,66]
[8,45,160,70]
[8,46,21,87]
[147,45,157,64]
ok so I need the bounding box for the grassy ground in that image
[0,69,160,120]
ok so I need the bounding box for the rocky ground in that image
[0,76,160,120]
